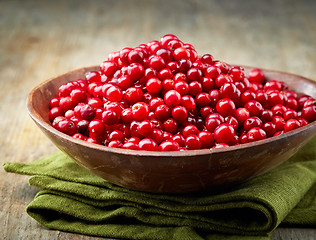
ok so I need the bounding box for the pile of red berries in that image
[48,34,316,151]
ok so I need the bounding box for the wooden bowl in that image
[27,66,316,193]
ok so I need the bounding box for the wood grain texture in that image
[1,0,315,239]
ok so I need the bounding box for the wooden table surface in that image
[1,0,316,239]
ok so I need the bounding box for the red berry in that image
[248,68,265,84]
[185,134,201,150]
[102,110,117,125]
[213,123,236,145]
[164,90,181,107]
[146,78,162,94]
[158,140,180,151]
[132,102,149,121]
[216,98,236,117]
[284,119,301,132]
[138,138,158,151]
[246,127,267,142]
[172,106,188,122]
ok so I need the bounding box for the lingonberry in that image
[108,140,123,148]
[122,142,139,150]
[132,102,149,121]
[172,134,185,147]
[205,66,221,79]
[124,87,144,104]
[182,125,199,138]
[185,134,201,150]
[100,61,119,78]
[283,109,298,121]
[59,96,76,112]
[260,109,273,123]
[198,130,214,148]
[271,104,287,116]
[172,106,188,122]
[216,98,236,117]
[155,104,171,121]
[174,80,189,95]
[244,116,263,131]
[284,119,301,132]
[72,133,86,141]
[200,106,213,119]
[108,130,125,142]
[138,138,158,151]
[209,89,221,106]
[187,67,203,82]
[102,110,117,125]
[235,107,250,125]
[177,59,192,73]
[49,107,64,122]
[301,105,316,122]
[164,90,181,107]
[163,118,178,134]
[146,78,162,94]
[152,128,164,144]
[137,120,154,137]
[246,127,267,142]
[248,68,265,84]
[158,140,180,151]
[262,122,277,137]
[55,118,77,136]
[213,123,236,145]
[272,116,285,131]
[195,92,211,107]
[241,90,256,106]
[244,100,263,117]
[200,54,214,65]
[49,35,315,151]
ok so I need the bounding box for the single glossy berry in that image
[172,106,188,122]
[155,104,171,121]
[248,68,265,84]
[244,100,263,117]
[125,87,144,104]
[185,134,201,150]
[213,123,236,145]
[198,130,214,148]
[244,116,263,131]
[262,122,277,137]
[136,120,153,137]
[216,98,236,117]
[182,124,199,138]
[235,107,250,125]
[158,140,180,151]
[132,102,149,121]
[102,110,117,125]
[246,127,267,142]
[284,119,301,132]
[49,107,64,122]
[146,77,162,94]
[174,80,189,95]
[301,105,316,122]
[164,90,181,107]
[138,138,158,151]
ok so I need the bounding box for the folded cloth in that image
[3,136,316,240]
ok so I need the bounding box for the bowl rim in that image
[27,65,316,157]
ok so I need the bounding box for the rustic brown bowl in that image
[27,66,316,193]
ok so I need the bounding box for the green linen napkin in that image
[3,136,316,240]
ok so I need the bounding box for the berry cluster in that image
[48,34,316,151]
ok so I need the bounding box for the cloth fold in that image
[3,136,316,240]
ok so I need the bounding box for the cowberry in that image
[49,35,314,151]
